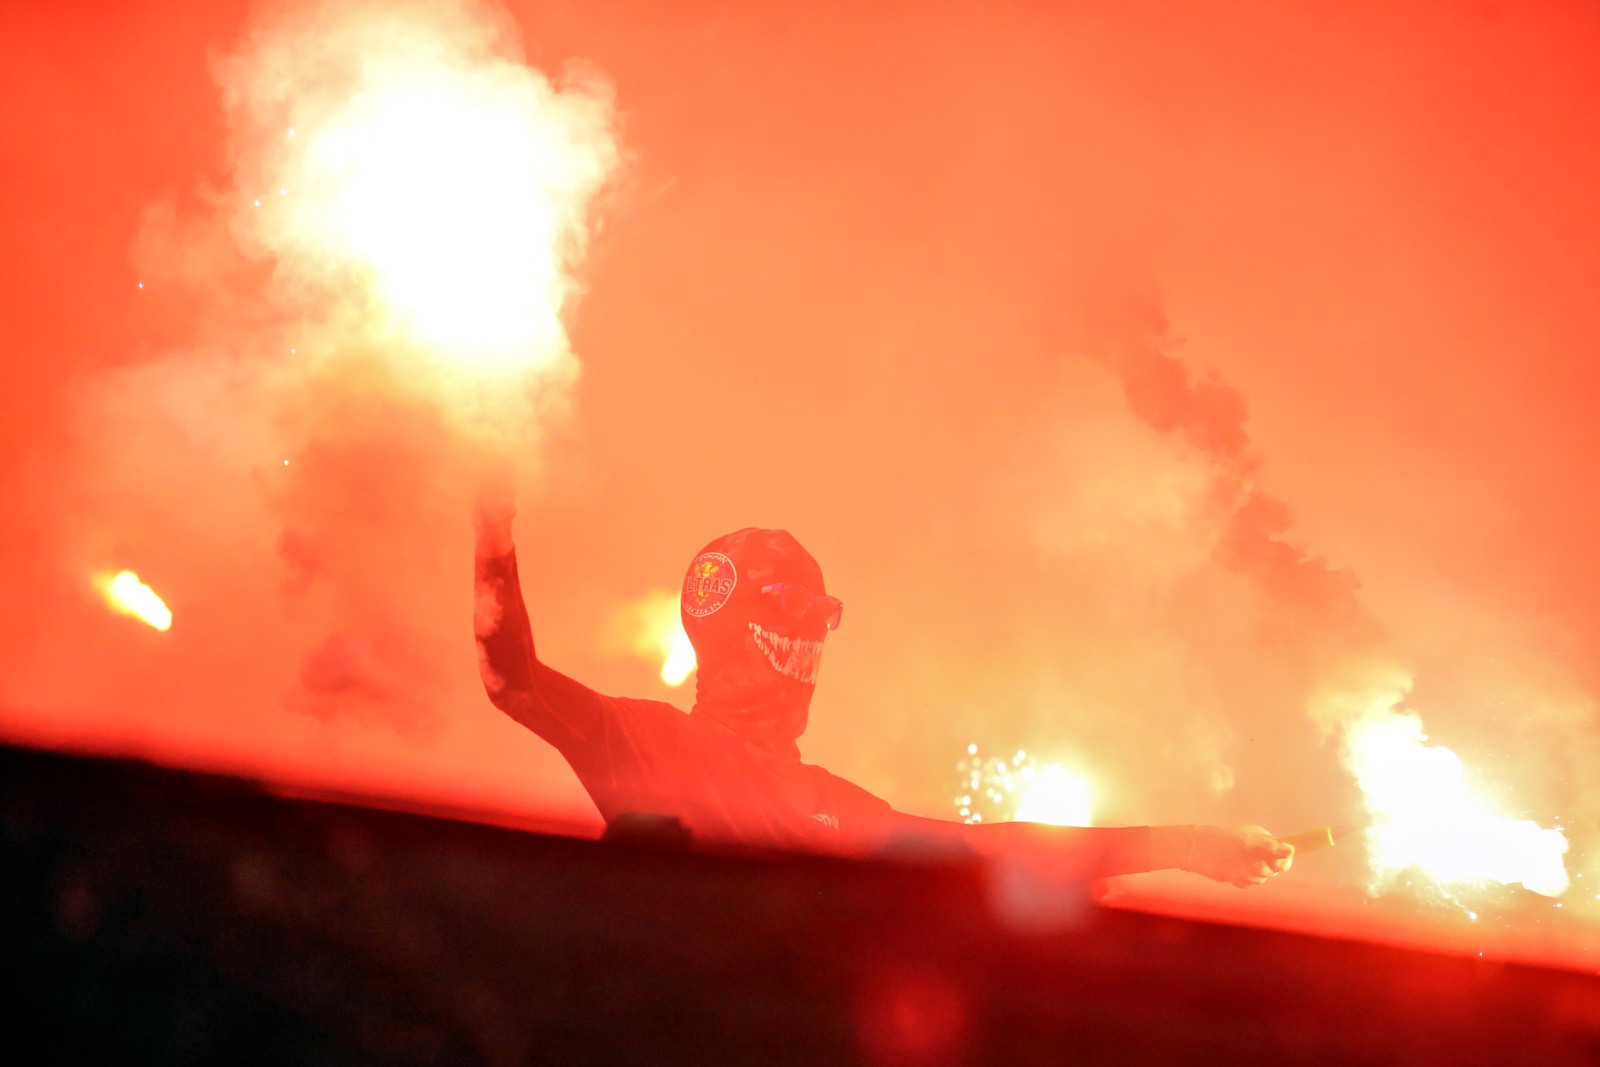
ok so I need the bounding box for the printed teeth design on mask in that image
[749,622,823,685]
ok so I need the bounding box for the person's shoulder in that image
[585,693,695,752]
[597,693,690,720]
[803,762,893,816]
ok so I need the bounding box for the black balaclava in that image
[681,528,830,762]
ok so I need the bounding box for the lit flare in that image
[622,589,697,686]
[955,746,1093,827]
[231,5,618,381]
[1346,710,1568,898]
[96,571,172,631]
[661,628,697,687]
[1014,765,1093,827]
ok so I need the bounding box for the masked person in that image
[474,505,1294,887]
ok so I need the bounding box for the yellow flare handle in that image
[1283,820,1373,855]
[1283,827,1336,853]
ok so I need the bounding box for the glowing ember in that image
[621,590,697,687]
[230,4,618,377]
[96,571,172,631]
[954,746,1092,826]
[1346,710,1568,898]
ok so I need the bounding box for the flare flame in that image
[955,746,1093,827]
[96,571,173,632]
[225,0,618,402]
[1014,764,1094,827]
[1346,709,1569,899]
[621,589,696,687]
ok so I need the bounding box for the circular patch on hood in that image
[682,551,738,617]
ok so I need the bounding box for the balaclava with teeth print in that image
[680,528,828,762]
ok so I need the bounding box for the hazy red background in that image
[4,0,1600,960]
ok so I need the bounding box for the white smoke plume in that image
[31,0,619,768]
[217,0,619,430]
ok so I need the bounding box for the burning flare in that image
[224,0,618,394]
[1346,709,1568,899]
[1014,765,1093,827]
[955,746,1093,826]
[661,629,697,687]
[620,590,696,686]
[96,571,172,631]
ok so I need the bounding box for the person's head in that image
[680,528,842,752]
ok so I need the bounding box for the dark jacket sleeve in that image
[887,812,1154,878]
[474,546,606,755]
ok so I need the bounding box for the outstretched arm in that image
[473,498,606,753]
[890,814,1293,886]
[1146,823,1295,887]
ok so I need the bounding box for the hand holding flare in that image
[1152,820,1382,886]
[1152,824,1296,888]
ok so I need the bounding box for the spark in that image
[954,746,1092,826]
[95,571,172,631]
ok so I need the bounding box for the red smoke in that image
[4,0,1600,963]
[1080,298,1386,664]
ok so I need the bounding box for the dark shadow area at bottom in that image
[3,741,1599,1065]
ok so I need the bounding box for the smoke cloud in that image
[0,0,619,814]
[4,0,1599,952]
[1069,297,1568,899]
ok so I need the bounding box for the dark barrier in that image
[3,742,1598,1065]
